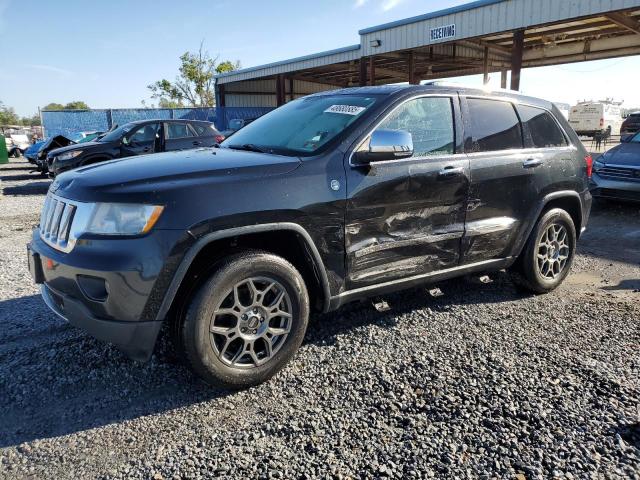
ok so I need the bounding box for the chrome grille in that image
[39,193,92,253]
[597,165,640,182]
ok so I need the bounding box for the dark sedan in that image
[47,119,224,177]
[591,132,640,202]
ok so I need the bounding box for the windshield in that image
[98,124,135,143]
[221,94,380,155]
[631,132,640,143]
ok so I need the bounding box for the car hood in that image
[52,147,302,204]
[600,143,640,167]
[48,141,103,157]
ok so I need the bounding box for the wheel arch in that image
[512,190,584,260]
[156,223,332,324]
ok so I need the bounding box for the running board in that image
[328,257,514,311]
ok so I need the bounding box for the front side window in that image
[467,98,522,152]
[221,94,380,156]
[166,123,195,139]
[128,123,159,144]
[518,105,567,148]
[376,97,454,157]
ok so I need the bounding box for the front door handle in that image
[192,141,200,146]
[438,166,465,177]
[523,158,543,168]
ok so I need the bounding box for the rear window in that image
[466,98,522,152]
[517,105,567,148]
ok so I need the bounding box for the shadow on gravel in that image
[0,166,34,171]
[0,275,523,448]
[307,272,526,348]
[615,423,640,450]
[0,173,44,181]
[2,182,51,196]
[602,278,640,292]
[0,295,230,448]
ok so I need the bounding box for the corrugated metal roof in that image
[358,0,506,34]
[216,44,361,83]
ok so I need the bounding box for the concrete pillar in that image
[501,70,508,89]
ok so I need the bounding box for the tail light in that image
[215,135,225,144]
[585,154,593,178]
[599,118,604,127]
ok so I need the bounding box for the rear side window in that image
[466,98,522,152]
[517,105,567,148]
[377,96,455,156]
[166,123,195,139]
[191,123,212,136]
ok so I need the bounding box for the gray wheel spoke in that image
[209,275,293,369]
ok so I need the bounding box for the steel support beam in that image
[483,46,490,85]
[359,58,367,86]
[605,12,640,35]
[276,75,285,106]
[511,29,525,91]
[369,56,376,86]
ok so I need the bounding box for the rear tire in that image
[181,250,309,389]
[510,208,576,294]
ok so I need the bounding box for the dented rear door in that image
[344,95,469,290]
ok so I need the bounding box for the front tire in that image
[182,250,309,389]
[510,208,576,294]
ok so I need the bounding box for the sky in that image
[1,0,639,116]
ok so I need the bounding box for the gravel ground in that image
[0,158,639,479]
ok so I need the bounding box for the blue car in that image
[591,132,640,202]
[24,141,46,164]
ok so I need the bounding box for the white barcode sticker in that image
[324,105,366,115]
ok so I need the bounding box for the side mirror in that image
[620,134,633,143]
[353,129,413,164]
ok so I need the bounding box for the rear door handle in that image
[438,166,465,177]
[523,158,543,168]
[192,141,200,146]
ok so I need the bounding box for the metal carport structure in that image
[215,0,640,108]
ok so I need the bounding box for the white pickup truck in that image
[568,101,623,137]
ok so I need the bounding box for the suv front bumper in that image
[28,228,186,361]
[590,173,640,203]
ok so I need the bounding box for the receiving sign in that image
[430,24,456,42]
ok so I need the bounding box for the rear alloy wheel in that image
[510,208,576,294]
[182,250,309,389]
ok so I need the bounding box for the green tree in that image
[42,103,65,111]
[148,42,240,107]
[21,114,41,127]
[64,101,90,110]
[216,60,241,74]
[43,101,89,111]
[0,101,20,125]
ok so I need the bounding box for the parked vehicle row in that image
[590,131,640,202]
[568,99,623,138]
[28,85,592,388]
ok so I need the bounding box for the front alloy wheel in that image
[210,277,292,368]
[182,250,309,389]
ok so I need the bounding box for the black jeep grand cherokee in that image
[28,85,592,388]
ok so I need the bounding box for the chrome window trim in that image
[348,93,463,167]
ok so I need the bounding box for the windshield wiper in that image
[227,143,265,153]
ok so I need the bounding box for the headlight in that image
[86,203,164,235]
[57,150,83,161]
